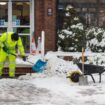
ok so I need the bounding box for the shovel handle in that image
[82,47,84,74]
[82,47,84,64]
[9,52,20,57]
[10,53,17,56]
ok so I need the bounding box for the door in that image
[0,0,34,53]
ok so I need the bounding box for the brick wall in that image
[35,0,44,42]
[35,0,57,52]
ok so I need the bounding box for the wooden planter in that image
[3,64,34,77]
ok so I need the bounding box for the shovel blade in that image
[79,75,88,85]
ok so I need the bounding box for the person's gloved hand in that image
[3,46,9,53]
[22,56,27,61]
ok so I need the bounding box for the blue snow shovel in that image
[32,59,47,73]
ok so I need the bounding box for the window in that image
[57,0,105,29]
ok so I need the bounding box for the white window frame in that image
[0,0,35,54]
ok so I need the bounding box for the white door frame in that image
[8,0,12,32]
[30,0,35,53]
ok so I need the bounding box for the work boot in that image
[9,77,15,79]
[0,71,3,79]
[9,71,15,78]
[0,74,2,79]
[9,74,15,79]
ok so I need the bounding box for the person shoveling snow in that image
[0,32,26,78]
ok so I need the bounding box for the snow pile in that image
[16,54,42,65]
[19,54,80,80]
[16,57,30,65]
[1,51,105,105]
[45,56,79,76]
[26,54,42,64]
[18,51,105,81]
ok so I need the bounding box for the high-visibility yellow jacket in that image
[0,32,25,56]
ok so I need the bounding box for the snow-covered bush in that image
[57,5,105,53]
[73,54,105,66]
[57,5,86,52]
[86,27,105,52]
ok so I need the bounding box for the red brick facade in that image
[35,0,57,52]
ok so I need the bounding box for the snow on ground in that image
[1,51,105,105]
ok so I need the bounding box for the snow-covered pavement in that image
[0,77,77,105]
[1,73,105,105]
[0,78,70,105]
[1,52,105,105]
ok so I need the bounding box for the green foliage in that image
[96,33,103,42]
[57,6,86,52]
[86,27,105,52]
[57,5,105,52]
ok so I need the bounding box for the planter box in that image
[3,64,33,77]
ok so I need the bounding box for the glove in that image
[22,56,27,61]
[3,46,9,53]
